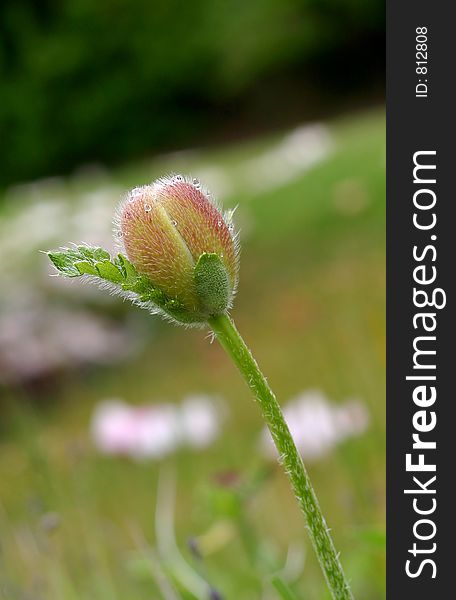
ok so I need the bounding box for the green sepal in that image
[194,252,231,316]
[137,285,201,324]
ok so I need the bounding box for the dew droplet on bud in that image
[130,187,142,198]
[144,203,152,213]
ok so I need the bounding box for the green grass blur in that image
[0,108,385,599]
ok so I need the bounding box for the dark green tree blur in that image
[0,0,384,187]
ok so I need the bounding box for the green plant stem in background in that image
[208,313,354,600]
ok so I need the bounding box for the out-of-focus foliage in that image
[0,0,383,186]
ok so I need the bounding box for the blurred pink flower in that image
[262,390,369,461]
[180,395,221,448]
[91,395,222,460]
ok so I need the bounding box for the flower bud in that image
[118,175,239,324]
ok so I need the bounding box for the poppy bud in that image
[118,175,239,324]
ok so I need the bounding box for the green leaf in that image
[46,245,199,324]
[74,260,98,276]
[48,250,82,277]
[77,245,110,262]
[48,246,128,284]
[94,260,124,283]
[194,253,230,316]
[115,253,138,282]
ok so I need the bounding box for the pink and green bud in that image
[118,175,239,324]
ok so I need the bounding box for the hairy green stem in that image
[208,313,353,600]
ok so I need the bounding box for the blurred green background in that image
[0,1,384,599]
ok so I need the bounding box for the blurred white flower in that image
[244,124,334,194]
[262,390,369,461]
[91,395,223,460]
[190,166,233,201]
[0,303,136,384]
[0,178,132,383]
